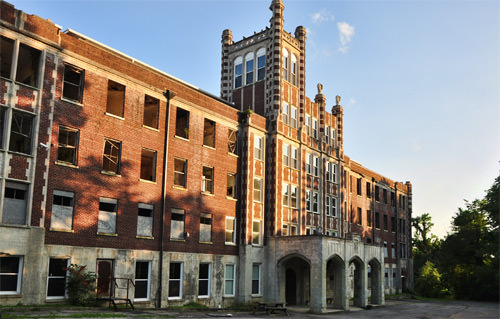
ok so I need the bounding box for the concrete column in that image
[310,260,326,313]
[342,260,350,310]
[237,245,252,304]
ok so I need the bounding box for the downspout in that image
[372,177,375,245]
[157,89,176,309]
[394,182,400,292]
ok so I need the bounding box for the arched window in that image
[282,48,289,81]
[291,54,297,85]
[234,56,243,89]
[256,48,266,81]
[245,52,254,85]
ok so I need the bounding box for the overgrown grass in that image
[0,313,128,319]
[166,301,209,310]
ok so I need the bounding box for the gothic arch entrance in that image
[349,257,364,307]
[279,255,310,306]
[326,255,345,309]
[368,258,382,304]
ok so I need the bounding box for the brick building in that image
[0,0,412,312]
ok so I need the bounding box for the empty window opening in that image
[102,138,121,174]
[228,129,237,154]
[140,148,156,182]
[0,107,5,148]
[0,36,14,79]
[383,214,388,230]
[173,158,187,188]
[168,262,183,299]
[227,173,236,198]
[57,126,79,165]
[375,212,380,229]
[16,43,41,88]
[357,208,362,225]
[46,258,69,299]
[2,182,28,225]
[106,80,125,117]
[62,64,84,103]
[137,203,153,237]
[198,263,211,297]
[51,190,74,231]
[143,95,159,129]
[98,198,117,235]
[199,213,212,243]
[175,108,189,139]
[10,111,33,155]
[203,119,215,148]
[202,166,214,194]
[170,209,185,240]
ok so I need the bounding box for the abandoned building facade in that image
[0,0,413,313]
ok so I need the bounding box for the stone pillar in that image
[342,259,350,310]
[220,29,233,102]
[310,259,326,313]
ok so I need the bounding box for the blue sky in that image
[9,0,499,238]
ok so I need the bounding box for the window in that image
[234,57,243,88]
[202,166,214,194]
[383,188,388,204]
[283,143,290,166]
[282,102,289,125]
[252,220,262,245]
[257,48,266,81]
[366,182,371,198]
[290,106,297,128]
[325,125,330,144]
[62,64,84,103]
[326,196,331,216]
[9,111,33,155]
[367,210,372,227]
[170,209,185,240]
[254,135,263,160]
[326,162,331,182]
[290,185,297,208]
[228,129,237,154]
[0,107,5,148]
[253,178,262,202]
[331,197,337,217]
[137,203,153,237]
[375,212,380,229]
[168,262,183,299]
[143,95,159,129]
[198,263,211,297]
[305,114,310,135]
[391,243,396,258]
[57,126,79,165]
[225,217,236,244]
[385,268,389,287]
[47,258,69,299]
[330,127,335,146]
[134,261,151,301]
[227,173,236,198]
[291,54,297,85]
[306,154,311,174]
[291,147,298,169]
[357,178,362,195]
[199,213,212,243]
[312,192,319,213]
[173,158,187,188]
[313,156,319,176]
[51,190,74,231]
[282,48,289,81]
[0,256,23,295]
[2,182,28,225]
[283,183,289,206]
[0,36,14,79]
[383,214,388,231]
[312,118,318,139]
[224,264,235,296]
[98,198,117,234]
[175,108,189,139]
[391,192,396,207]
[391,216,396,232]
[102,138,121,174]
[245,53,254,85]
[375,186,380,201]
[106,80,125,117]
[252,264,261,295]
[140,148,156,181]
[203,119,215,148]
[306,190,311,211]
[384,242,388,258]
[16,43,41,88]
[282,224,289,236]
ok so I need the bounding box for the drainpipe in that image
[372,177,375,245]
[157,89,176,309]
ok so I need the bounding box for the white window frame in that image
[252,220,262,246]
[291,147,298,169]
[245,52,254,85]
[198,263,211,298]
[282,48,289,81]
[312,192,319,213]
[51,190,74,231]
[0,256,23,295]
[305,114,311,135]
[282,102,289,125]
[306,190,311,212]
[252,264,262,296]
[326,196,331,216]
[256,48,266,81]
[306,154,311,174]
[254,135,263,161]
[332,197,337,217]
[283,143,290,167]
[290,185,297,209]
[291,54,297,85]
[253,178,263,203]
[290,106,297,128]
[224,264,236,296]
[168,262,183,300]
[312,118,318,139]
[225,216,236,245]
[325,125,330,144]
[134,260,151,302]
[331,127,335,146]
[46,257,70,300]
[313,156,320,177]
[282,183,289,207]
[234,56,243,89]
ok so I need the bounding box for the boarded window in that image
[137,203,153,237]
[170,209,184,240]
[198,263,210,297]
[203,119,215,148]
[9,111,33,155]
[16,43,41,87]
[102,138,121,174]
[106,80,125,117]
[98,198,117,234]
[47,258,69,298]
[51,190,74,231]
[175,108,189,139]
[227,173,236,198]
[168,262,183,299]
[143,95,159,129]
[202,166,214,194]
[140,148,156,181]
[134,261,150,300]
[199,213,212,243]
[62,64,84,103]
[0,36,14,79]
[173,158,187,187]
[2,182,28,225]
[57,126,79,165]
[0,256,23,294]
[225,217,235,244]
[228,129,237,154]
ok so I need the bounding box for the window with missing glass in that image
[228,129,237,154]
[16,43,41,88]
[62,64,84,103]
[57,126,79,165]
[143,95,159,129]
[173,158,187,188]
[203,119,216,148]
[175,108,189,139]
[202,166,214,194]
[102,138,121,174]
[140,148,156,182]
[106,80,125,117]
[227,173,236,198]
[9,111,33,155]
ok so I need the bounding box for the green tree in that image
[412,213,441,275]
[414,261,447,298]
[66,264,97,305]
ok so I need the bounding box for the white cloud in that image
[337,21,355,53]
[311,9,334,24]
[349,98,356,104]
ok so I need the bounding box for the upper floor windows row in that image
[234,48,265,89]
[0,35,41,88]
[282,48,298,86]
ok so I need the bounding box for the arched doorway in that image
[349,257,364,307]
[368,258,382,304]
[279,255,310,306]
[326,255,345,309]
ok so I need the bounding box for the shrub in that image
[65,264,97,305]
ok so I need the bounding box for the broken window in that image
[0,36,14,79]
[198,263,211,297]
[170,209,184,240]
[173,158,187,188]
[51,190,74,231]
[0,256,23,294]
[252,220,262,245]
[225,217,235,244]
[2,182,28,225]
[168,262,183,299]
[62,64,84,103]
[47,258,69,299]
[140,148,156,182]
[175,107,189,139]
[227,173,236,198]
[202,166,214,194]
[134,261,151,301]
[106,80,125,117]
[137,203,153,237]
[16,43,41,88]
[143,95,159,129]
[199,213,212,243]
[234,57,242,89]
[57,126,79,165]
[102,138,121,174]
[253,178,262,202]
[98,198,117,234]
[227,129,237,154]
[203,119,215,148]
[9,111,33,155]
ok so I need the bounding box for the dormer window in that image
[245,53,254,85]
[234,57,243,89]
[257,48,266,81]
[282,48,289,81]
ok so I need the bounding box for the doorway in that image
[285,268,297,305]
[96,259,114,297]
